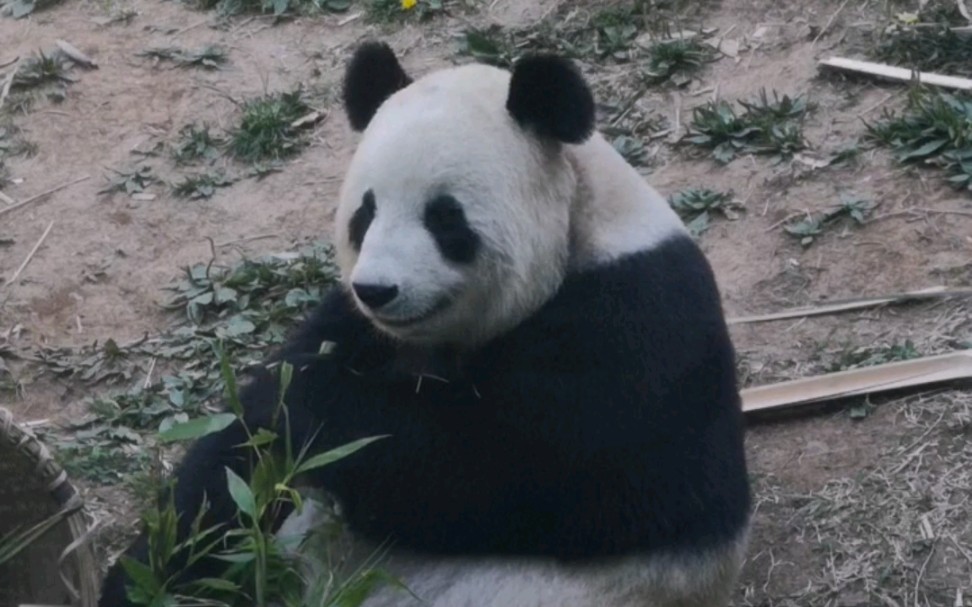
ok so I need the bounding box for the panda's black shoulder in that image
[494,233,736,376]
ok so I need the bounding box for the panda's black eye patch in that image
[349,190,376,251]
[423,195,480,264]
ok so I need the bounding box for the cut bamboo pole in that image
[741,350,972,413]
[727,286,972,325]
[819,57,972,91]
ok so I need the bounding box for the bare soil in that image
[1,0,971,605]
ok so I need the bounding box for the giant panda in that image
[99,42,751,607]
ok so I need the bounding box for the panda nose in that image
[352,282,399,309]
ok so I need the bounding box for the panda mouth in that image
[374,296,453,328]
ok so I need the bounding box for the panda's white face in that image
[334,64,577,348]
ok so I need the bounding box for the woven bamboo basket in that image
[0,406,99,607]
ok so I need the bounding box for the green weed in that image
[230,89,310,163]
[688,89,812,164]
[34,242,338,490]
[99,165,157,196]
[119,349,394,607]
[783,194,875,247]
[138,46,228,70]
[646,37,714,84]
[193,0,348,17]
[1,0,63,19]
[865,87,972,190]
[11,51,71,90]
[668,188,741,237]
[173,172,235,199]
[173,124,223,164]
[828,340,921,372]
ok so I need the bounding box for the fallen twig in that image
[870,206,972,222]
[0,175,91,219]
[727,286,972,325]
[0,190,16,205]
[811,0,851,46]
[216,233,279,248]
[337,11,362,25]
[3,220,54,288]
[173,17,210,37]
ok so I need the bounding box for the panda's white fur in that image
[281,495,748,607]
[334,63,686,348]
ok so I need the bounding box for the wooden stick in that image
[0,175,90,219]
[3,220,54,288]
[0,190,16,205]
[727,286,972,325]
[819,57,972,91]
[741,351,972,413]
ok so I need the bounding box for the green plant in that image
[230,89,310,162]
[783,194,875,247]
[865,87,972,190]
[173,124,223,164]
[591,6,640,59]
[0,122,36,158]
[173,172,235,199]
[458,27,517,67]
[35,242,338,490]
[192,0,347,17]
[138,46,228,70]
[611,135,648,166]
[646,37,713,84]
[668,188,742,237]
[118,348,393,607]
[99,165,157,196]
[10,51,71,91]
[688,89,812,164]
[828,340,921,372]
[1,0,63,19]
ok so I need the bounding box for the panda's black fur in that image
[98,44,750,607]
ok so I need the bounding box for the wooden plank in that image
[741,350,972,413]
[819,56,972,91]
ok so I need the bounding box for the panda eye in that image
[348,190,376,251]
[423,195,480,264]
[424,196,465,226]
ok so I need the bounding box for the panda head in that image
[334,42,596,348]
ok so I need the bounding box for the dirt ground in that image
[1,0,971,604]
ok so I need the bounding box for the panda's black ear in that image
[343,41,413,132]
[506,54,595,144]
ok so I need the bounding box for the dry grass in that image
[741,389,972,607]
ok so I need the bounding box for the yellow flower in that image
[401,0,417,9]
